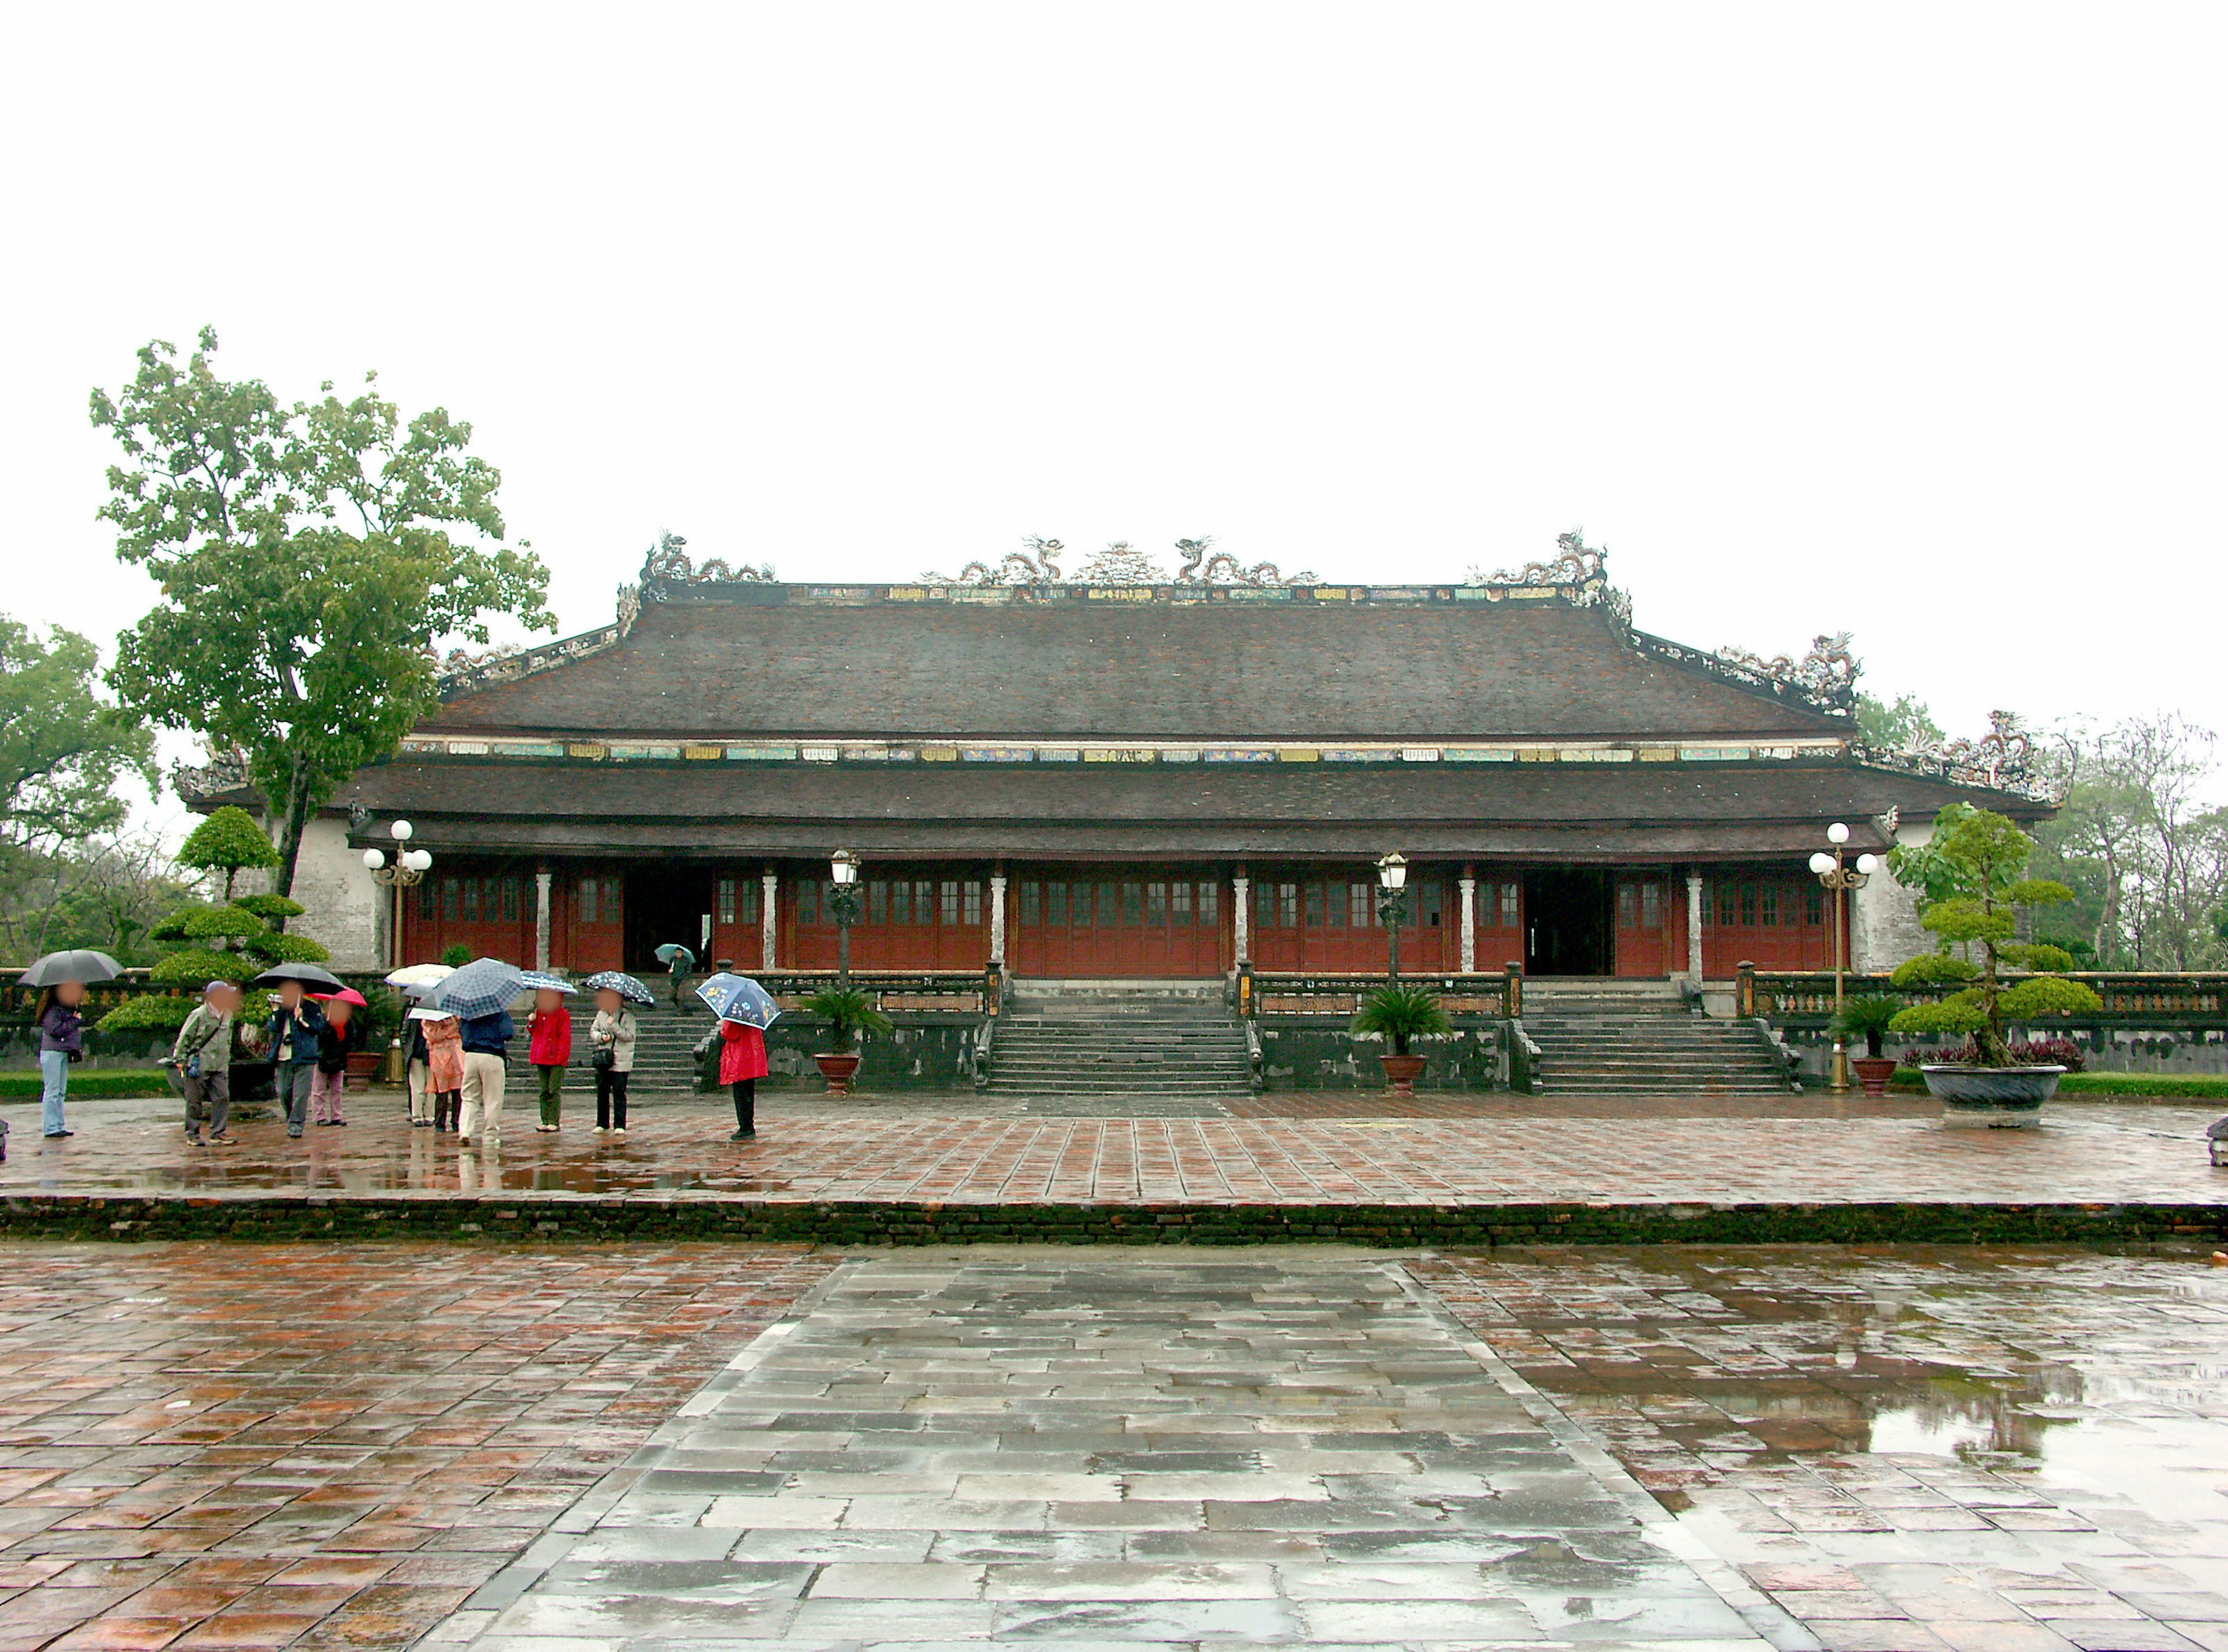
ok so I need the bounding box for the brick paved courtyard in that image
[4,1091,2223,1209]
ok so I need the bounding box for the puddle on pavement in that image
[19,1155,790,1196]
[1426,1249,2228,1537]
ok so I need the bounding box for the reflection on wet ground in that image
[1416,1246,2228,1650]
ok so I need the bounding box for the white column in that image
[1232,872,1251,965]
[761,870,780,970]
[534,867,552,970]
[1686,869,1705,985]
[1458,873,1477,973]
[988,872,1008,965]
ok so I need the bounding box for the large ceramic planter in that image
[1850,1057,1897,1098]
[814,1051,862,1096]
[1379,1053,1427,1096]
[345,1051,385,1092]
[1922,1063,2064,1127]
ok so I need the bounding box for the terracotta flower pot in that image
[1379,1053,1427,1096]
[1850,1057,1897,1098]
[814,1051,862,1095]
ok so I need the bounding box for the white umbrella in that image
[386,963,455,989]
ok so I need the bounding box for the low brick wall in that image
[3,1193,2220,1248]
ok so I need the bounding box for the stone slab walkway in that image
[3,1094,2222,1209]
[429,1249,1777,1651]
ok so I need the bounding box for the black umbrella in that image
[252,961,345,991]
[19,949,125,987]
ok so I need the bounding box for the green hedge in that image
[1,1068,176,1098]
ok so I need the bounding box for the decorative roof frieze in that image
[1860,710,2050,801]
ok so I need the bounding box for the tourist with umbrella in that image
[308,987,368,1127]
[520,971,576,1134]
[386,963,454,1127]
[654,941,696,1013]
[19,949,122,1141]
[428,957,526,1149]
[253,964,331,1139]
[583,971,653,1136]
[699,972,779,1142]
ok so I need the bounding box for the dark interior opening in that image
[1524,868,1612,976]
[624,865,715,973]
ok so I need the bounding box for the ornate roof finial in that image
[1174,536,1317,587]
[643,530,775,585]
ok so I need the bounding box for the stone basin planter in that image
[1922,1062,2064,1127]
[345,1051,385,1091]
[813,1051,862,1095]
[1378,1054,1427,1096]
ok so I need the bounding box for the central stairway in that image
[987,982,1254,1097]
[1522,986,1794,1095]
[558,999,710,1096]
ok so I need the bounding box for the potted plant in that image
[802,987,892,1094]
[1832,993,1903,1097]
[1885,807,2103,1126]
[1352,984,1451,1096]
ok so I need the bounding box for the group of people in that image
[390,983,645,1149]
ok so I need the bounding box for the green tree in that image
[91,328,555,903]
[176,805,280,902]
[1856,692,1945,752]
[1887,808,2102,1063]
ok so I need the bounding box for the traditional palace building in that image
[186,536,2047,989]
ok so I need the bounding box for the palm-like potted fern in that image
[1352,985,1451,1095]
[802,988,892,1094]
[1831,993,1903,1097]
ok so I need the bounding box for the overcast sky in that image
[5,2,2221,827]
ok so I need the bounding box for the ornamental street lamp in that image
[829,848,861,992]
[362,819,433,972]
[1376,851,1410,984]
[1809,822,1880,1094]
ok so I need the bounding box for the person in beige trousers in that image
[456,1007,514,1147]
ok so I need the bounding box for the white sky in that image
[4,2,2222,837]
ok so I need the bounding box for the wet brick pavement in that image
[3,1093,2221,1208]
[1417,1246,2228,1651]
[0,1243,834,1652]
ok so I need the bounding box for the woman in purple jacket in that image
[34,981,86,1140]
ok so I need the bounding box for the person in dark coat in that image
[34,981,86,1139]
[261,981,327,1139]
[457,1008,513,1147]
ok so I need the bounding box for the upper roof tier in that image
[425,568,1854,746]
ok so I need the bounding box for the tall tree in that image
[92,329,554,901]
[1856,691,1945,752]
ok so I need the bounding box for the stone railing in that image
[1744,966,2228,1025]
[1240,967,1516,1020]
[752,969,999,1017]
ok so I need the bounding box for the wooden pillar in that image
[533,865,552,971]
[1686,868,1705,986]
[1458,864,1477,974]
[1232,862,1251,966]
[761,869,779,970]
[989,863,1008,966]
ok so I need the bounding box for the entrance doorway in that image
[1524,869,1611,976]
[624,864,715,973]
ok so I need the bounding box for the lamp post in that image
[1376,852,1410,984]
[828,848,860,992]
[362,820,433,972]
[1809,823,1880,1094]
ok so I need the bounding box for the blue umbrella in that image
[582,970,657,1006]
[518,971,575,993]
[697,972,780,1029]
[425,957,526,1020]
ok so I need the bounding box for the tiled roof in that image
[423,588,1846,743]
[324,756,2031,862]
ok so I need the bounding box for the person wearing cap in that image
[168,980,240,1147]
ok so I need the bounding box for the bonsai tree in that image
[441,943,472,968]
[1886,808,2102,1064]
[1352,984,1451,1057]
[1832,993,1902,1061]
[98,813,330,1036]
[803,988,893,1053]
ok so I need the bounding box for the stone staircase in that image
[987,982,1253,1097]
[1522,999,1794,1096]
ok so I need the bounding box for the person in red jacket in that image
[528,988,574,1133]
[719,1019,768,1140]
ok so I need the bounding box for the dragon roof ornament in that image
[172,740,252,806]
[1469,531,1633,628]
[1710,632,1861,713]
[643,530,775,588]
[919,537,1066,586]
[1173,537,1317,587]
[1859,711,2051,801]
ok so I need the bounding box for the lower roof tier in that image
[316,756,2037,863]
